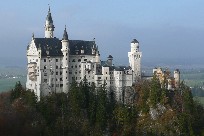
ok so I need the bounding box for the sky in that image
[0,0,204,67]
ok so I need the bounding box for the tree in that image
[10,81,24,101]
[149,74,161,107]
[95,82,108,130]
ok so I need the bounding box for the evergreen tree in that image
[68,79,81,116]
[149,74,161,107]
[10,81,24,101]
[96,82,108,130]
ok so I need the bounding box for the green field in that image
[0,77,26,93]
[0,67,204,106]
[194,97,204,106]
[181,69,204,87]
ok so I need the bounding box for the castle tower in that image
[107,55,113,66]
[61,26,69,93]
[95,46,100,63]
[45,7,55,38]
[174,69,180,89]
[128,39,142,82]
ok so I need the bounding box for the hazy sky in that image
[0,0,204,66]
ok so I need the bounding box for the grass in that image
[194,97,204,107]
[181,69,204,87]
[0,77,26,93]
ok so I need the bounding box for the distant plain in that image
[0,66,203,106]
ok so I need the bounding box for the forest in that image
[0,76,203,136]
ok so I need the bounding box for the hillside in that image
[0,78,203,136]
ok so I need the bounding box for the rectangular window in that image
[60,78,62,81]
[60,84,63,87]
[44,79,47,83]
[56,66,58,69]
[56,59,58,62]
[56,72,58,75]
[44,59,46,62]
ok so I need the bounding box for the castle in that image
[26,8,181,101]
[153,67,180,90]
[26,8,142,101]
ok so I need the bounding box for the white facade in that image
[26,8,142,101]
[128,39,142,82]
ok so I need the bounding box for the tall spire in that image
[46,6,53,23]
[62,25,68,40]
[45,6,55,38]
[32,33,34,40]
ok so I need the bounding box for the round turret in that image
[45,7,55,38]
[131,39,139,52]
[174,69,180,88]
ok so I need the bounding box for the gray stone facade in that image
[26,8,142,101]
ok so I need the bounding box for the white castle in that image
[26,8,142,101]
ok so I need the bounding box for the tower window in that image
[44,79,47,83]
